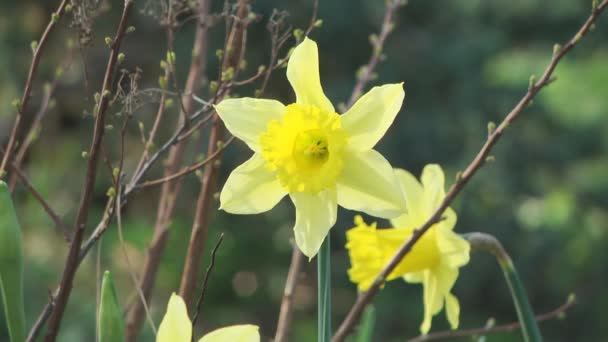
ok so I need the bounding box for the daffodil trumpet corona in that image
[215,37,406,258]
[157,293,260,342]
[346,165,471,334]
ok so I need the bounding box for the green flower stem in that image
[318,234,332,342]
[465,232,543,342]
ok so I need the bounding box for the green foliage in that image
[98,271,125,342]
[354,305,375,342]
[0,182,25,342]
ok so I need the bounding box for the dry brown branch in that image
[124,0,213,338]
[191,233,225,330]
[346,0,404,109]
[0,0,71,179]
[332,2,608,341]
[408,295,576,342]
[8,45,76,191]
[136,136,235,189]
[178,0,251,307]
[274,244,305,342]
[43,2,135,340]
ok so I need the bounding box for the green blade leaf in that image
[98,271,125,342]
[355,305,375,342]
[0,181,25,342]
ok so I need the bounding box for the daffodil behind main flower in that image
[215,37,406,258]
[346,165,470,334]
[157,293,259,342]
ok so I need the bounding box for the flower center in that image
[259,103,348,194]
[293,129,329,171]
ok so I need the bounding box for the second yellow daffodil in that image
[346,165,470,334]
[215,37,406,258]
[157,293,259,342]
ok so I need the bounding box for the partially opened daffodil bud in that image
[0,181,25,342]
[157,293,260,342]
[215,37,407,258]
[98,271,125,342]
[345,165,470,335]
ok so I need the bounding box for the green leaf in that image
[0,181,25,342]
[98,271,125,342]
[355,305,375,342]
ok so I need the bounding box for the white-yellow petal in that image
[215,98,285,152]
[445,293,460,330]
[286,37,334,113]
[342,83,404,151]
[390,168,426,228]
[199,325,260,342]
[220,154,287,214]
[291,189,337,258]
[420,271,441,335]
[421,164,446,211]
[157,293,192,342]
[337,149,405,218]
[436,226,470,268]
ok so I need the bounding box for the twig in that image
[115,183,157,335]
[408,295,576,342]
[136,136,235,189]
[332,2,608,341]
[8,44,76,191]
[26,292,56,342]
[274,244,305,342]
[125,0,213,339]
[304,0,319,37]
[7,159,70,242]
[346,0,404,109]
[191,233,225,331]
[43,2,135,340]
[0,0,71,178]
[178,0,250,307]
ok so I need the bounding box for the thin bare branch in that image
[178,0,251,307]
[0,0,71,178]
[346,0,404,109]
[136,136,235,189]
[274,244,305,342]
[332,2,608,341]
[125,0,213,338]
[43,2,135,340]
[408,295,576,342]
[191,233,225,330]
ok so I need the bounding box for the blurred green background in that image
[1,0,608,341]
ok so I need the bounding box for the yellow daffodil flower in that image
[157,293,259,342]
[345,165,470,334]
[215,37,406,258]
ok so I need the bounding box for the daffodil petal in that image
[157,293,192,342]
[420,271,441,335]
[390,168,426,228]
[199,325,260,342]
[403,271,424,283]
[220,154,287,214]
[215,98,285,152]
[291,189,337,258]
[421,164,446,210]
[286,37,334,113]
[337,149,405,218]
[342,83,404,151]
[445,293,460,330]
[436,226,470,268]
